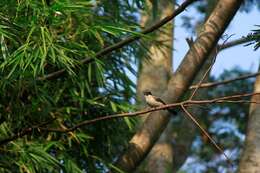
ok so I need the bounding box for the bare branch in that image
[189,48,217,100]
[189,33,237,100]
[190,72,260,89]
[181,104,232,165]
[40,92,260,133]
[1,92,258,145]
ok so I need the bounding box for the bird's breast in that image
[145,95,164,107]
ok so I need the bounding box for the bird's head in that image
[143,90,152,96]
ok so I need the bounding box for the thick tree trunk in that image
[142,54,216,173]
[136,0,175,172]
[138,1,219,171]
[114,1,242,172]
[136,0,173,104]
[238,67,260,173]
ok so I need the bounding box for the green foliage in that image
[246,25,260,50]
[0,0,143,172]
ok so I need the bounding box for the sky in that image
[174,5,260,77]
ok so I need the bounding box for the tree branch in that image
[189,48,217,100]
[190,72,260,89]
[35,92,260,133]
[37,0,198,81]
[219,36,256,50]
[181,104,232,165]
[0,92,258,145]
[0,118,56,145]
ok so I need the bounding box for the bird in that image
[143,90,177,115]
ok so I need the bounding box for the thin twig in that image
[181,104,233,165]
[188,92,260,104]
[1,92,259,145]
[0,118,56,145]
[47,92,259,132]
[187,100,260,105]
[190,72,260,89]
[189,48,218,100]
[189,35,234,100]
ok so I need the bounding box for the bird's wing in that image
[154,97,166,105]
[155,97,177,115]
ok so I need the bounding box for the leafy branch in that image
[37,0,198,81]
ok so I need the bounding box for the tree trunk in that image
[136,0,173,105]
[138,1,220,171]
[136,0,175,172]
[238,66,260,173]
[114,1,242,172]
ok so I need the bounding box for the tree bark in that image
[238,66,260,173]
[139,1,221,172]
[114,1,242,172]
[136,0,173,105]
[136,0,175,172]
